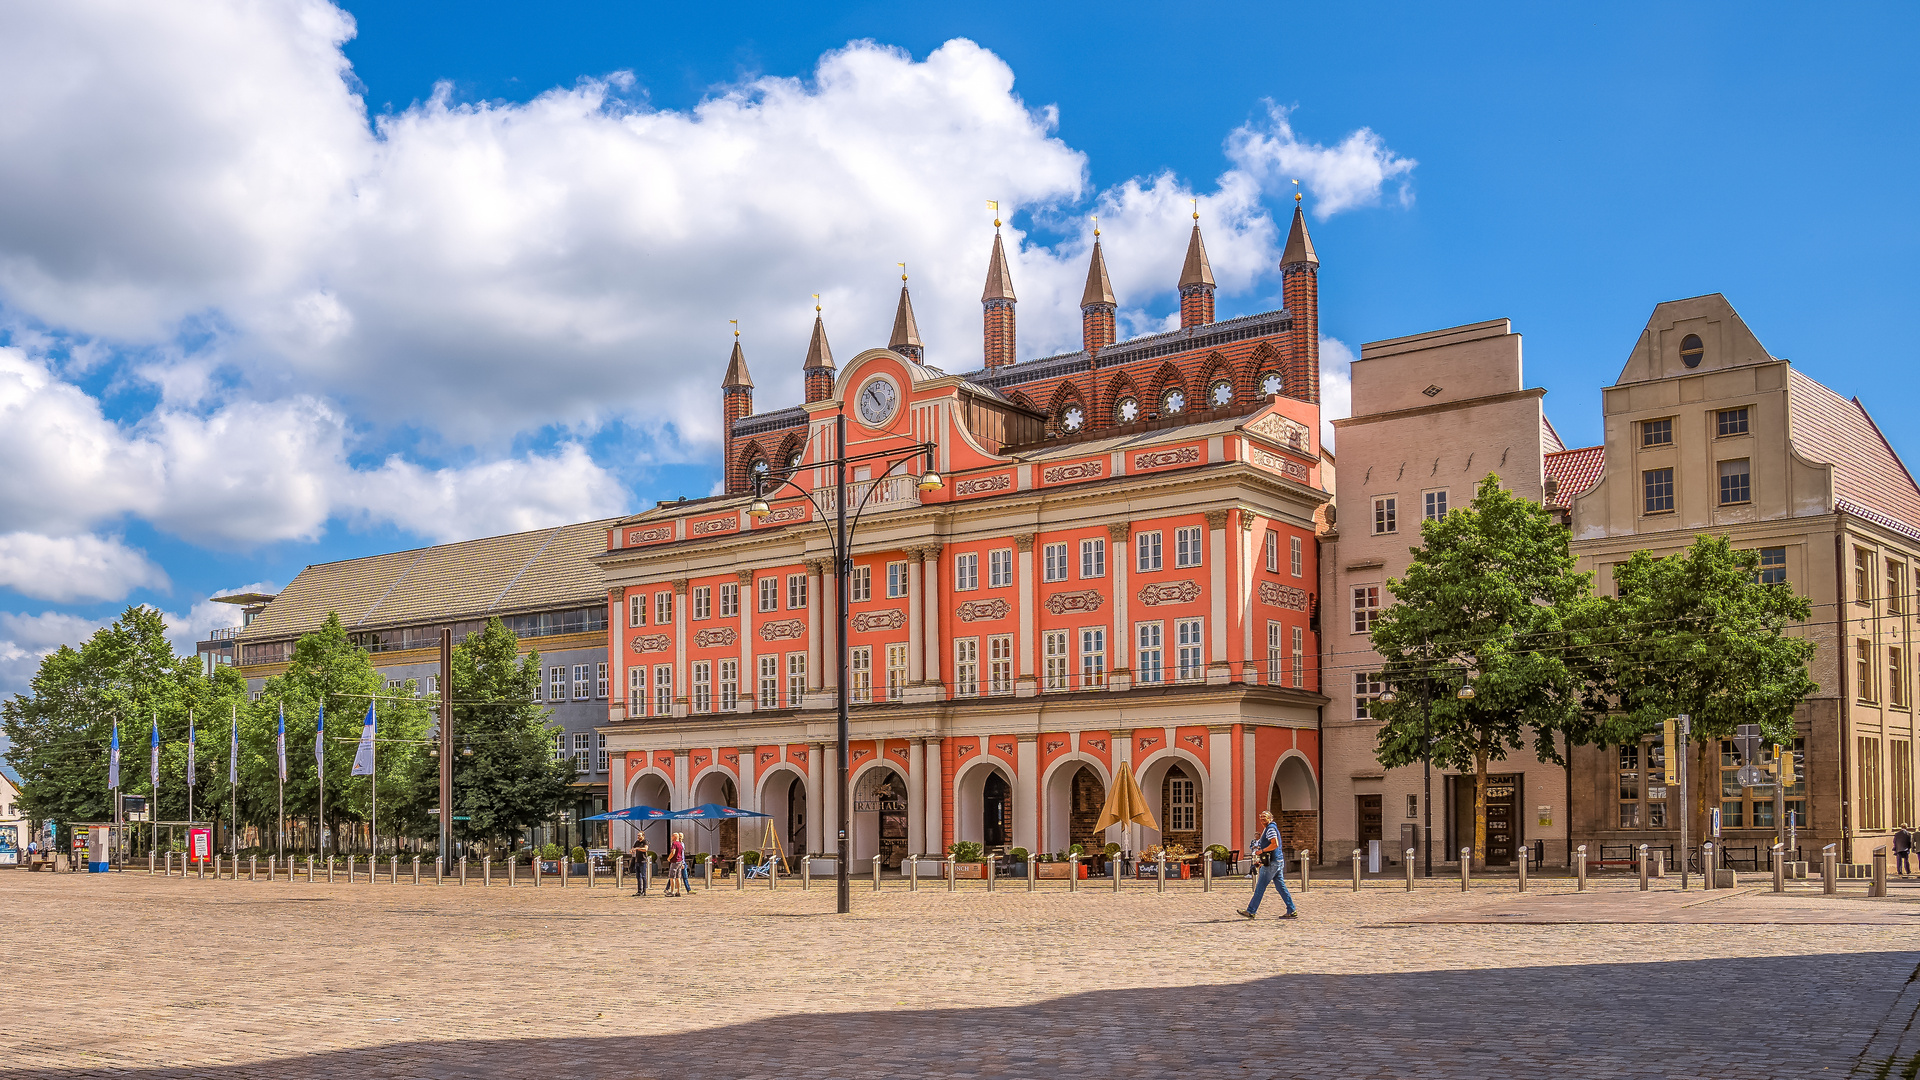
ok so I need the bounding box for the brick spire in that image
[889,270,924,363]
[1280,198,1320,404]
[803,301,835,404]
[1178,215,1216,329]
[1081,230,1116,354]
[721,330,754,493]
[982,227,1017,369]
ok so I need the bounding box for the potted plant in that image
[1103,841,1122,875]
[1005,846,1031,877]
[1206,844,1234,877]
[1140,843,1192,879]
[539,842,563,877]
[947,840,987,879]
[571,844,588,875]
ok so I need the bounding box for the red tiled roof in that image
[1788,368,1920,532]
[1544,445,1605,508]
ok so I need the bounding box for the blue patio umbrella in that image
[675,804,770,820]
[581,804,674,822]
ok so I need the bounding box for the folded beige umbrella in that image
[1093,759,1158,834]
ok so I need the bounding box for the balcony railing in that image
[209,626,242,641]
[820,474,922,514]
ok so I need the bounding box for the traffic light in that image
[1776,745,1797,786]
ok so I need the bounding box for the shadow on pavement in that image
[12,951,1914,1079]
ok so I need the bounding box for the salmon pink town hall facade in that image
[594,211,1332,867]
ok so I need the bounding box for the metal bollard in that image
[1576,845,1587,891]
[412,856,420,885]
[533,855,541,887]
[1299,848,1311,893]
[308,855,316,882]
[986,855,996,892]
[197,854,205,880]
[1873,846,1889,898]
[560,855,568,888]
[589,858,596,889]
[249,855,257,882]
[1028,856,1037,892]
[1069,855,1082,892]
[1203,853,1213,893]
[769,854,779,889]
[484,856,492,887]
[149,850,156,875]
[1351,848,1362,892]
[803,856,811,890]
[1639,844,1650,891]
[1654,849,1666,878]
[1459,847,1471,892]
[459,856,467,886]
[1772,843,1786,893]
[165,851,173,876]
[1702,842,1715,890]
[736,855,746,890]
[1113,853,1122,892]
[1518,845,1529,892]
[872,854,883,892]
[948,855,958,892]
[1822,845,1838,894]
[509,856,517,888]
[909,854,919,892]
[1405,848,1416,891]
[347,854,355,883]
[266,854,274,881]
[1156,852,1168,894]
[391,854,399,883]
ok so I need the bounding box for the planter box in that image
[805,858,839,876]
[1137,863,1191,880]
[903,859,945,876]
[1210,861,1234,877]
[1712,868,1737,889]
[949,862,988,880]
[1035,862,1088,879]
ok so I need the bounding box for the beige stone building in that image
[1567,293,1920,865]
[1319,319,1593,869]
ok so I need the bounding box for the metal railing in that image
[820,475,922,514]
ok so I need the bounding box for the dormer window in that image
[1680,334,1704,368]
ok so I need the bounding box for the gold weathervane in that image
[898,261,907,282]
[729,319,738,337]
[1091,213,1099,238]
[987,199,1001,228]
[1191,197,1199,222]
[1292,178,1302,205]
[812,293,821,313]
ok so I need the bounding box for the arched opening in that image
[1270,755,1319,858]
[1043,762,1108,856]
[955,761,1014,851]
[756,768,805,865]
[852,766,909,868]
[1138,755,1204,852]
[688,771,738,862]
[629,772,673,854]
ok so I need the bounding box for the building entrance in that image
[1357,794,1382,858]
[853,767,909,868]
[983,773,1011,849]
[1451,774,1522,866]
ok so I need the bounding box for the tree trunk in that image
[1474,747,1489,869]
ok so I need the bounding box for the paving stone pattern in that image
[3,870,1917,1079]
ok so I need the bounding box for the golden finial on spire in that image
[1292,178,1302,205]
[987,199,1001,228]
[729,319,739,337]
[1191,197,1199,221]
[812,293,821,313]
[1091,213,1099,238]
[898,261,907,282]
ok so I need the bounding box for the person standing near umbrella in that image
[1238,810,1297,920]
[629,832,651,897]
[664,831,687,897]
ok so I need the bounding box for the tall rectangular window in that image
[573,733,591,774]
[849,647,872,703]
[1175,526,1204,568]
[628,594,646,627]
[1136,531,1162,572]
[550,666,566,702]
[886,561,910,598]
[573,664,590,701]
[1619,743,1642,829]
[692,661,712,713]
[988,549,1013,588]
[1267,621,1283,683]
[1859,736,1885,830]
[1351,586,1380,634]
[719,583,739,618]
[1643,468,1674,514]
[1167,774,1196,831]
[1858,639,1877,702]
[692,586,712,620]
[1641,417,1673,447]
[886,643,909,701]
[1080,538,1106,579]
[655,591,673,624]
[596,662,609,699]
[1424,490,1448,521]
[787,573,808,610]
[849,565,872,603]
[759,576,779,612]
[988,635,1014,695]
[1892,646,1909,709]
[719,659,738,711]
[1136,622,1164,685]
[596,734,609,774]
[1719,738,1749,829]
[1175,618,1204,680]
[1292,626,1305,688]
[1290,535,1303,578]
[1857,548,1873,604]
[955,552,980,591]
[1354,672,1383,720]
[628,667,645,718]
[759,655,779,708]
[786,653,806,707]
[1894,740,1914,833]
[653,665,672,715]
[1043,542,1070,582]
[1079,627,1106,688]
[1716,407,1750,437]
[1264,530,1278,572]
[1372,497,1397,535]
[1042,630,1070,691]
[1890,560,1908,616]
[1717,459,1751,505]
[1759,547,1787,585]
[954,638,979,697]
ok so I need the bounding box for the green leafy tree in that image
[402,618,574,854]
[1574,535,1817,826]
[1368,476,1595,865]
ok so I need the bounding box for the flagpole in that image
[150,709,160,860]
[276,700,286,860]
[110,714,121,871]
[230,703,238,856]
[371,701,378,861]
[317,704,326,857]
[186,709,195,834]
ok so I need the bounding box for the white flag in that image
[277,702,287,782]
[350,701,376,777]
[186,711,196,787]
[108,717,121,790]
[228,705,239,785]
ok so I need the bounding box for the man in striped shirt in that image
[1238,810,1297,919]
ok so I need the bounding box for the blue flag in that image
[314,703,325,768]
[229,705,239,785]
[277,702,287,782]
[108,717,121,790]
[350,701,376,777]
[149,716,159,789]
[186,711,196,787]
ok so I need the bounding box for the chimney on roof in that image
[982,224,1017,369]
[1081,226,1116,355]
[1178,211,1215,329]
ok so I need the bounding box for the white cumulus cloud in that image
[1228,104,1418,217]
[1319,335,1355,449]
[0,533,167,602]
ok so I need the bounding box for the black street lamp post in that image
[751,412,941,913]
[1379,662,1473,878]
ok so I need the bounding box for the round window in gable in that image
[787,451,803,472]
[1680,334,1704,368]
[1163,388,1187,415]
[1260,372,1283,397]
[750,458,770,479]
[1116,396,1139,423]
[1210,380,1234,407]
[1060,404,1085,433]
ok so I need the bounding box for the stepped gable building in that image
[1567,293,1920,864]
[596,208,1332,867]
[223,519,622,852]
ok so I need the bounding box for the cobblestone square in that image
[4,869,1917,1079]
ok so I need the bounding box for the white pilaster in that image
[926,737,945,855]
[822,742,840,857]
[1206,726,1233,849]
[922,547,943,695]
[907,555,924,684]
[1239,514,1257,683]
[1207,511,1230,685]
[907,738,926,856]
[1014,735,1038,851]
[1110,523,1131,678]
[673,578,689,718]
[806,744,824,855]
[672,749,690,809]
[807,561,824,689]
[738,571,755,713]
[1015,535,1037,697]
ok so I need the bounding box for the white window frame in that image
[692,585,712,620]
[573,664,591,701]
[1355,672,1384,720]
[1291,626,1305,688]
[1080,538,1106,579]
[886,560,909,599]
[1264,530,1279,573]
[954,552,980,592]
[719,582,739,618]
[1175,526,1203,568]
[1352,585,1381,634]
[1167,774,1196,831]
[629,593,646,627]
[886,642,909,701]
[786,653,807,708]
[1136,531,1163,572]
[549,666,566,702]
[1372,497,1397,535]
[759,576,779,612]
[655,592,672,625]
[1043,543,1069,583]
[1043,629,1070,691]
[850,646,873,703]
[572,733,591,774]
[849,565,872,603]
[1267,621,1283,683]
[787,573,808,610]
[1080,627,1106,688]
[955,638,980,697]
[1424,490,1448,521]
[1290,535,1303,578]
[987,634,1014,695]
[1136,622,1164,685]
[596,734,609,774]
[596,662,608,699]
[759,655,780,708]
[719,659,739,711]
[1175,618,1204,681]
[988,548,1013,588]
[692,661,712,714]
[629,667,645,718]
[653,665,672,715]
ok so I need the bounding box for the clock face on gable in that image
[857,376,898,427]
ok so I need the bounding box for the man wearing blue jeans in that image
[1239,810,1297,919]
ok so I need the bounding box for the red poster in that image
[188,827,211,864]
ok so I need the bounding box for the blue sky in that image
[0,1,1916,699]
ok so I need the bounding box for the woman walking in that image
[665,831,688,897]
